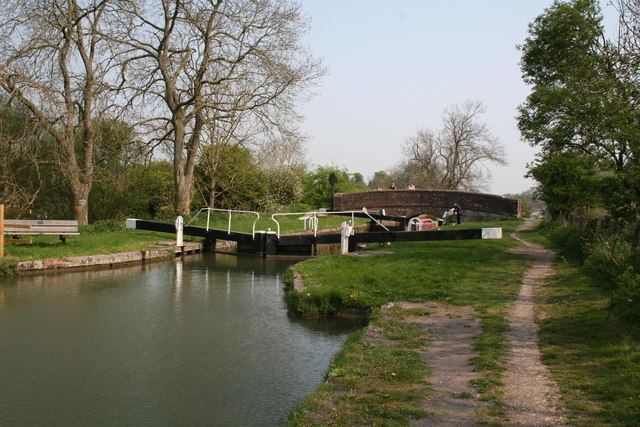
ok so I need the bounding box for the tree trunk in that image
[208,173,217,208]
[173,117,192,216]
[175,177,192,217]
[72,186,90,225]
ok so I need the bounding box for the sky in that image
[297,0,615,195]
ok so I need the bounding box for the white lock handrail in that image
[186,208,261,239]
[271,208,383,238]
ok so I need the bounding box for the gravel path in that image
[504,220,567,425]
[400,302,485,426]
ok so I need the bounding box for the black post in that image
[203,237,216,252]
[265,232,277,257]
[253,231,266,256]
[328,172,337,210]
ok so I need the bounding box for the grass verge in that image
[289,309,430,425]
[2,223,172,276]
[286,220,530,424]
[185,211,367,235]
[535,257,640,424]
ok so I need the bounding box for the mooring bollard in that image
[175,215,184,248]
[340,221,353,254]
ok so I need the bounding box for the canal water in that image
[0,253,353,426]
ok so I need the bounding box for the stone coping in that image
[17,241,202,274]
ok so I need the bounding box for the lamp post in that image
[328,172,337,209]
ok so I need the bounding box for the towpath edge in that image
[15,241,202,275]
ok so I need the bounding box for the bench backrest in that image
[3,219,79,235]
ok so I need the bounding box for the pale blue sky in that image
[299,0,616,195]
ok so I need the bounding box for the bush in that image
[547,223,590,263]
[583,239,631,290]
[539,220,640,323]
[611,269,640,322]
[0,258,18,278]
[258,167,303,211]
[288,202,313,213]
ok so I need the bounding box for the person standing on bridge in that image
[453,203,461,224]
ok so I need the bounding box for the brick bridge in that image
[333,189,521,221]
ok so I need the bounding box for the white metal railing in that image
[360,207,390,232]
[271,208,387,238]
[186,208,261,239]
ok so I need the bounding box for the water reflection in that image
[0,254,355,426]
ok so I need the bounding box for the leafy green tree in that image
[351,172,365,186]
[367,170,392,189]
[194,145,267,211]
[518,0,638,170]
[259,167,304,211]
[89,121,148,220]
[88,161,173,221]
[302,166,366,208]
[527,152,599,219]
[519,0,640,234]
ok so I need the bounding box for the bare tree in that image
[0,101,45,209]
[401,101,506,191]
[113,0,322,215]
[617,0,640,67]
[0,0,127,224]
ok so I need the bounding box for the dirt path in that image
[395,302,485,425]
[504,220,567,425]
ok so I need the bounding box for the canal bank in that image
[283,219,531,425]
[16,241,203,274]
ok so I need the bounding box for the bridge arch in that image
[333,189,521,221]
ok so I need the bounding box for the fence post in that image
[265,231,277,257]
[0,204,4,258]
[175,215,184,248]
[340,221,353,254]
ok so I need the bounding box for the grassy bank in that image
[4,230,172,261]
[524,225,640,424]
[186,211,367,235]
[0,213,364,278]
[286,220,530,424]
[290,307,432,425]
[1,223,172,278]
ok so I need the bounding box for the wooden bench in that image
[3,220,80,244]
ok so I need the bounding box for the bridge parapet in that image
[333,189,521,221]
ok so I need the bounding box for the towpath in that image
[503,219,567,425]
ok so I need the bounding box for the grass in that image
[3,228,172,262]
[526,232,640,424]
[0,212,366,277]
[3,211,364,261]
[184,211,367,235]
[286,219,530,424]
[289,313,431,426]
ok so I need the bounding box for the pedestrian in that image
[389,182,396,190]
[453,203,461,224]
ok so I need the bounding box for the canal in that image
[0,253,353,425]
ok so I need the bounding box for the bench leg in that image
[59,235,66,244]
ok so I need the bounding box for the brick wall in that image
[333,190,521,221]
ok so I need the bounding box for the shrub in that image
[288,202,313,213]
[0,258,18,278]
[610,269,640,322]
[538,220,640,323]
[583,239,631,290]
[547,223,591,263]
